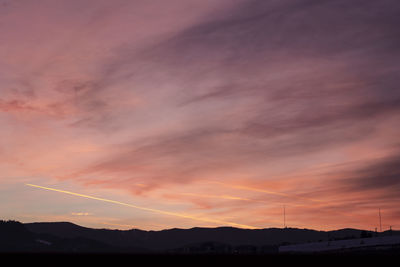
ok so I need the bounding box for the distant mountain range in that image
[1,220,398,254]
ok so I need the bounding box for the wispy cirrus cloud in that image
[1,0,400,230]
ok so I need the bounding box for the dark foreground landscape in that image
[2,220,399,266]
[1,220,399,255]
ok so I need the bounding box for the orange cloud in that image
[71,212,92,216]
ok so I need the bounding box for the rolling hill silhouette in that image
[1,220,398,254]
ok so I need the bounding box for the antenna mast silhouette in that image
[379,208,382,232]
[284,205,286,228]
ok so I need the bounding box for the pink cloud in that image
[1,0,400,231]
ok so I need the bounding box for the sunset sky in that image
[1,0,400,231]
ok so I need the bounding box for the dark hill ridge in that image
[2,220,399,253]
[0,220,147,253]
[23,221,399,252]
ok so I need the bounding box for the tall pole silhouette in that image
[379,208,382,232]
[284,205,286,228]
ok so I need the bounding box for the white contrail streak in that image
[25,183,256,229]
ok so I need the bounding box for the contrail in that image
[205,182,377,222]
[25,183,256,229]
[207,181,323,203]
[179,192,308,208]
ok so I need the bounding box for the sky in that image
[1,0,400,231]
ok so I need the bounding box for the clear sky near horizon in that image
[1,0,400,231]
